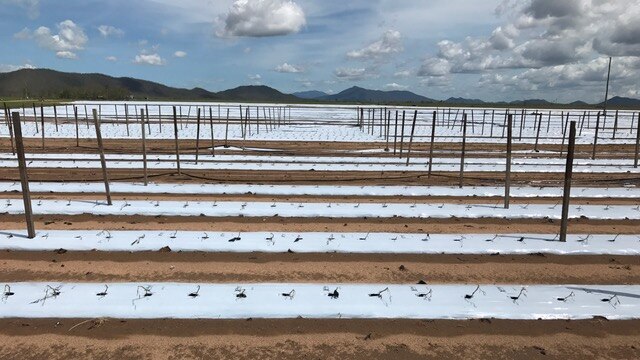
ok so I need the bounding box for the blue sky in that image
[1,0,639,102]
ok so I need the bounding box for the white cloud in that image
[134,53,166,66]
[56,51,77,59]
[384,83,408,90]
[274,62,303,73]
[414,0,640,101]
[0,63,36,73]
[174,50,187,58]
[334,67,370,80]
[106,56,118,62]
[217,0,306,37]
[418,58,451,77]
[98,25,124,38]
[248,74,262,80]
[347,30,403,61]
[15,20,88,60]
[394,70,411,78]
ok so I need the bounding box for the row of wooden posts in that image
[357,106,640,140]
[1,102,291,156]
[356,107,640,166]
[7,106,584,243]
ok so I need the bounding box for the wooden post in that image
[92,109,112,205]
[40,104,45,149]
[592,111,601,160]
[195,107,201,164]
[32,103,39,133]
[534,113,542,152]
[560,121,577,242]
[158,105,162,132]
[634,113,640,168]
[84,105,90,129]
[74,106,80,147]
[145,104,151,134]
[11,112,36,238]
[3,103,15,155]
[209,107,215,156]
[140,109,148,186]
[405,111,418,166]
[612,110,619,140]
[124,104,130,136]
[519,109,524,140]
[428,111,436,177]
[385,110,390,151]
[399,111,406,157]
[173,106,181,175]
[459,113,468,188]
[560,112,569,157]
[225,108,230,148]
[505,115,513,209]
[393,111,399,154]
[490,110,495,138]
[53,105,58,132]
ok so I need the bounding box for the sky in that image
[0,0,639,103]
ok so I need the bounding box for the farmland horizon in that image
[2,67,640,109]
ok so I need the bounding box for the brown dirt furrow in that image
[3,137,638,157]
[0,253,637,284]
[0,319,638,360]
[0,215,638,235]
[0,168,636,187]
[3,193,640,205]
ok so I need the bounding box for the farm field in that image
[1,102,640,359]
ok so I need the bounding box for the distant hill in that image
[0,69,297,102]
[568,100,590,107]
[445,97,485,104]
[292,90,328,99]
[0,68,218,100]
[320,86,433,103]
[509,99,553,106]
[2,69,638,107]
[604,96,640,107]
[217,85,299,102]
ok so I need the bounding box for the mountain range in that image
[1,68,639,107]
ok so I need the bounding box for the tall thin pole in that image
[195,107,201,164]
[603,56,612,115]
[634,113,640,168]
[209,106,215,156]
[560,121,577,242]
[74,106,80,147]
[11,112,35,238]
[459,113,468,189]
[3,103,15,155]
[224,108,230,148]
[53,105,58,132]
[124,104,130,136]
[428,111,436,177]
[534,113,542,152]
[393,111,399,154]
[140,109,148,186]
[173,106,181,175]
[399,111,406,157]
[40,104,45,149]
[592,111,601,160]
[92,109,112,205]
[405,111,418,166]
[505,115,513,209]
